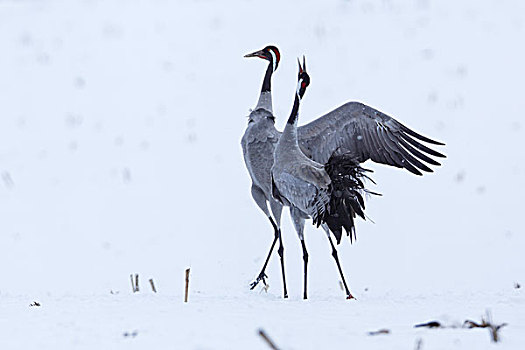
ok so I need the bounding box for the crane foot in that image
[250,272,268,290]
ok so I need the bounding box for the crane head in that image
[296,55,310,99]
[244,45,280,71]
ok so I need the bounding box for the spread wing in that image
[297,102,446,175]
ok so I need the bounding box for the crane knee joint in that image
[278,245,284,258]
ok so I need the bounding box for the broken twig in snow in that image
[414,338,423,350]
[415,311,507,343]
[184,268,190,303]
[149,278,157,293]
[367,328,390,336]
[414,321,441,328]
[258,329,280,350]
[130,273,139,293]
[464,310,507,343]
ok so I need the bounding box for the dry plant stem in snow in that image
[464,310,507,343]
[149,278,157,293]
[367,329,390,336]
[130,274,139,293]
[414,338,423,350]
[257,329,280,350]
[184,268,190,303]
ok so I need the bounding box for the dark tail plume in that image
[322,152,378,244]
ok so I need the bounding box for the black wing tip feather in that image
[400,124,446,147]
[394,124,447,174]
[401,159,423,176]
[359,102,446,147]
[400,133,447,159]
[396,135,443,166]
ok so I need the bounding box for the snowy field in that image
[1,0,524,348]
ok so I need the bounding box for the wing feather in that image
[373,126,402,168]
[297,102,445,173]
[399,123,445,145]
[399,132,446,158]
[377,127,405,168]
[396,136,441,166]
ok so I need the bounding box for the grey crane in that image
[241,45,289,297]
[242,48,445,299]
[272,58,361,299]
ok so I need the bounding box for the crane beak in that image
[298,55,307,73]
[244,49,267,59]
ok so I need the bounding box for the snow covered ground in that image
[0,0,524,348]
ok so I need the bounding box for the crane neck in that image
[286,95,301,126]
[280,94,302,151]
[255,61,274,112]
[261,60,274,93]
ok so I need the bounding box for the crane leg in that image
[249,187,283,291]
[290,206,307,299]
[301,238,309,300]
[277,229,288,298]
[250,216,279,290]
[326,231,355,300]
